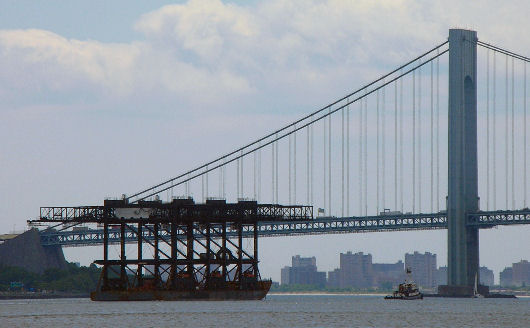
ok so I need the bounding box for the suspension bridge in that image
[29,29,530,296]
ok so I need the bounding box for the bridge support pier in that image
[440,29,484,297]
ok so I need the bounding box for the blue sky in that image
[1,0,529,283]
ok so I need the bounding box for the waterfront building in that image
[500,267,513,287]
[405,252,437,288]
[479,266,494,286]
[512,260,530,287]
[281,255,326,287]
[372,261,405,288]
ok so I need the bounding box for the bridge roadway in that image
[38,209,530,247]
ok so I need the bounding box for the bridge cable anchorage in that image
[430,60,434,212]
[493,50,497,209]
[129,49,448,202]
[486,49,490,210]
[436,51,440,212]
[511,57,515,209]
[505,55,509,209]
[412,68,416,214]
[125,41,448,203]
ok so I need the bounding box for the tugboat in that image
[385,268,423,300]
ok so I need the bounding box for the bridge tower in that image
[440,29,483,296]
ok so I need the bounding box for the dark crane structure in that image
[31,199,311,301]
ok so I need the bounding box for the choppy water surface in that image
[1,294,529,327]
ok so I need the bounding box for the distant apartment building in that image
[500,267,513,287]
[327,252,403,289]
[281,255,326,287]
[437,265,494,286]
[337,251,375,288]
[512,260,530,287]
[372,260,405,288]
[405,252,437,288]
[437,266,447,286]
[479,266,494,287]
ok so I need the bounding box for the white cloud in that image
[2,0,529,116]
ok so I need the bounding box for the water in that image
[1,294,529,328]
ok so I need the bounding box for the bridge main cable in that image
[126,41,448,202]
[126,42,449,203]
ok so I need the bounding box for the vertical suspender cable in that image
[346,98,350,216]
[505,55,509,209]
[240,150,244,198]
[293,124,296,204]
[202,173,205,202]
[253,150,257,200]
[400,72,404,213]
[376,90,380,215]
[218,166,223,198]
[493,51,497,209]
[523,62,528,207]
[237,159,240,199]
[430,60,434,212]
[186,173,190,198]
[324,117,327,212]
[289,134,292,204]
[436,52,440,212]
[418,61,422,213]
[311,123,314,205]
[275,134,279,203]
[271,141,275,203]
[363,96,368,216]
[328,108,332,215]
[206,165,209,199]
[359,98,363,215]
[394,80,398,211]
[511,57,515,209]
[412,69,416,213]
[222,162,226,199]
[382,82,386,211]
[258,145,261,202]
[342,107,345,216]
[486,49,490,210]
[307,125,310,204]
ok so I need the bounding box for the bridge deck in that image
[38,209,530,247]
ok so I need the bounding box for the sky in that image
[1,0,530,283]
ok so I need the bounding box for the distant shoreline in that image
[0,292,89,300]
[269,291,387,296]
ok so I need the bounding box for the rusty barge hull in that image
[90,288,269,301]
